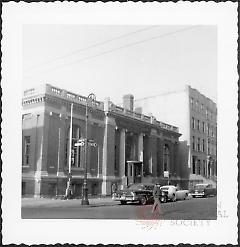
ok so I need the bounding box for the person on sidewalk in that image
[111,183,117,195]
[152,182,162,213]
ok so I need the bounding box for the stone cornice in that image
[22,84,180,136]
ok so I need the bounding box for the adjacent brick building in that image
[135,85,217,188]
[22,84,181,197]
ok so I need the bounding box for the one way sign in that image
[88,142,97,147]
[75,141,85,147]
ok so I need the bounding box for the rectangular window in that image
[192,156,196,174]
[192,136,195,150]
[197,138,200,151]
[202,139,205,152]
[203,160,206,176]
[197,120,200,131]
[24,136,31,166]
[207,139,210,155]
[201,104,204,111]
[192,117,195,129]
[211,128,214,137]
[190,98,194,108]
[197,160,201,175]
[196,100,199,109]
[202,122,205,133]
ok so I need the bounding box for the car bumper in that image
[190,192,205,197]
[112,195,139,202]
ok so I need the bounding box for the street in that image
[22,196,217,220]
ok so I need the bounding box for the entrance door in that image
[127,161,143,185]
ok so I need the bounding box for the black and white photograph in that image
[2,2,238,245]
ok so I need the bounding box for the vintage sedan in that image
[160,185,189,202]
[190,183,217,198]
[112,183,155,205]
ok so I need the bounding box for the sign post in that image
[164,171,170,185]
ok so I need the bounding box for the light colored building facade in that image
[22,84,181,197]
[135,85,217,188]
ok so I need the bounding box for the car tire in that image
[139,196,147,205]
[120,201,127,205]
[160,196,167,203]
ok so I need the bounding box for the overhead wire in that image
[25,25,201,76]
[24,25,159,73]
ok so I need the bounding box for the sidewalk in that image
[22,196,119,208]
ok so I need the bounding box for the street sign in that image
[78,138,86,142]
[87,139,97,147]
[88,142,97,147]
[75,142,85,147]
[164,171,169,178]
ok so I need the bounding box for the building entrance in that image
[127,161,143,185]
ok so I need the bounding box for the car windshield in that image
[195,185,207,189]
[161,186,170,190]
[127,184,144,190]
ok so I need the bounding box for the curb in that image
[21,199,120,208]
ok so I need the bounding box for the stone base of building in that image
[22,175,211,197]
[22,176,120,198]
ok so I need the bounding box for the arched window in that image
[65,125,82,168]
[163,144,170,172]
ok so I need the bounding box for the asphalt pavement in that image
[22,196,118,208]
[22,196,217,220]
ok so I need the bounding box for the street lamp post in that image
[81,93,96,205]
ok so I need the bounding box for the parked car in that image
[160,185,189,202]
[112,183,155,205]
[190,183,217,198]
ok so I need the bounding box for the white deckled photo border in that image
[1,2,238,245]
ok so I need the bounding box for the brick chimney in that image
[134,107,142,114]
[123,94,134,111]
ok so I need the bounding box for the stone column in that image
[209,161,212,177]
[206,158,209,177]
[149,129,158,177]
[119,129,127,188]
[169,142,175,176]
[157,137,164,177]
[57,112,67,176]
[138,133,144,162]
[172,142,178,177]
[102,114,116,195]
[34,111,49,198]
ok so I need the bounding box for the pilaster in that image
[149,129,158,177]
[57,110,67,176]
[34,111,50,197]
[102,114,116,195]
[138,133,144,162]
[119,129,126,188]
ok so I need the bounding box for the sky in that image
[23,25,217,105]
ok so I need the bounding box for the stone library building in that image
[22,84,181,198]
